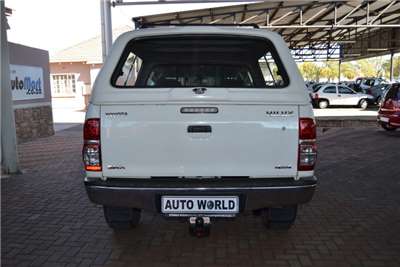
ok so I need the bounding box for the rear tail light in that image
[382,99,395,110]
[298,118,317,171]
[314,93,319,99]
[83,118,101,171]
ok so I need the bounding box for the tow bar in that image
[189,216,211,237]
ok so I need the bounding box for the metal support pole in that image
[338,59,341,83]
[1,2,19,175]
[100,0,113,62]
[389,51,394,82]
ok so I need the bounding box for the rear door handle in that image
[187,125,212,133]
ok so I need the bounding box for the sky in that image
[6,0,236,54]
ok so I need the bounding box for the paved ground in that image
[2,126,400,267]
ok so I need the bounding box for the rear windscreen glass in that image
[146,64,254,88]
[385,84,400,101]
[111,35,289,89]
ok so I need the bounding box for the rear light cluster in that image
[382,99,400,111]
[83,118,101,171]
[298,118,317,171]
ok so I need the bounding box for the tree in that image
[298,62,321,82]
[358,59,378,77]
[341,62,357,80]
[320,61,339,82]
[382,56,400,81]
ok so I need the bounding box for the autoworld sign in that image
[10,64,44,100]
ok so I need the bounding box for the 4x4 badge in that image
[193,87,207,95]
[266,110,294,117]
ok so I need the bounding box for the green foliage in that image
[358,59,382,77]
[298,62,321,81]
[341,62,356,80]
[298,53,400,81]
[321,62,339,82]
[382,56,400,80]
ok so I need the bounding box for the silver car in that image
[311,84,374,109]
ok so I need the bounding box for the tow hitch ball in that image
[189,217,210,237]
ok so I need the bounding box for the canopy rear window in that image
[111,35,289,89]
[146,64,254,88]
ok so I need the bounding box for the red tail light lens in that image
[84,119,100,140]
[83,118,101,171]
[299,118,316,140]
[383,99,396,110]
[298,118,317,171]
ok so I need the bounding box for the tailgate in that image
[101,104,299,178]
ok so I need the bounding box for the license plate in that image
[380,116,389,122]
[161,196,239,214]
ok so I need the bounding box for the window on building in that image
[51,74,77,96]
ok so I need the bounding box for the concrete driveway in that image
[2,126,400,267]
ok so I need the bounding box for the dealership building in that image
[49,27,130,110]
[9,42,54,143]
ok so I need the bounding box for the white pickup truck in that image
[83,25,317,232]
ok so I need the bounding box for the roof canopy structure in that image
[120,0,400,62]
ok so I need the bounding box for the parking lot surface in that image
[2,126,400,267]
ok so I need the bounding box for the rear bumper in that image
[84,177,317,212]
[377,113,400,127]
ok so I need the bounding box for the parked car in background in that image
[377,83,400,131]
[310,83,325,92]
[364,83,391,104]
[311,83,374,109]
[354,77,388,92]
[305,81,315,91]
[339,81,357,90]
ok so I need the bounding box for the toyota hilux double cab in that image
[83,25,317,233]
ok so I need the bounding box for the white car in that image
[83,25,317,233]
[311,83,374,109]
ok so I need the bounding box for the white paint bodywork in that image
[86,26,315,180]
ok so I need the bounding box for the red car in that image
[378,83,400,131]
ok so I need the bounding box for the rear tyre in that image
[318,100,329,109]
[103,206,141,230]
[359,99,368,110]
[262,205,297,230]
[381,123,397,131]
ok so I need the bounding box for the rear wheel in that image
[359,99,368,110]
[318,100,329,109]
[381,123,397,131]
[262,205,297,230]
[103,206,141,230]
